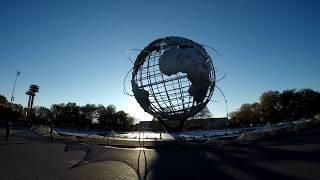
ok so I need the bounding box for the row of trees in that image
[45,103,135,130]
[3,88,319,130]
[0,95,135,131]
[229,89,320,127]
[45,103,212,130]
[0,95,25,121]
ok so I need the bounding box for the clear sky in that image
[1,0,320,122]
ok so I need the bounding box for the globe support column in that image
[157,118,186,132]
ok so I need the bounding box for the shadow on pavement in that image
[2,126,320,180]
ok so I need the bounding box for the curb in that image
[31,120,320,149]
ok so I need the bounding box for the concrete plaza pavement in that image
[1,127,320,180]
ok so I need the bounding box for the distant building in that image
[136,117,229,131]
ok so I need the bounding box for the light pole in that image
[225,99,229,119]
[6,71,20,140]
[10,71,21,104]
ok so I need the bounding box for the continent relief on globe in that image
[131,81,151,112]
[159,46,212,103]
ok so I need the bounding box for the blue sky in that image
[1,0,320,121]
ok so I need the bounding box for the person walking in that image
[50,123,54,140]
[5,120,11,140]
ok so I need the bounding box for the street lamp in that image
[10,71,21,104]
[6,71,20,139]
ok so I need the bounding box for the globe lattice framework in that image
[131,37,216,131]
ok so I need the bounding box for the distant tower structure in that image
[25,84,39,122]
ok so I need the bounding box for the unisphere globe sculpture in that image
[131,37,216,131]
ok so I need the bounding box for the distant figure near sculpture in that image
[5,121,11,140]
[50,123,54,140]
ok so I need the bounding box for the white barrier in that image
[232,118,320,144]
